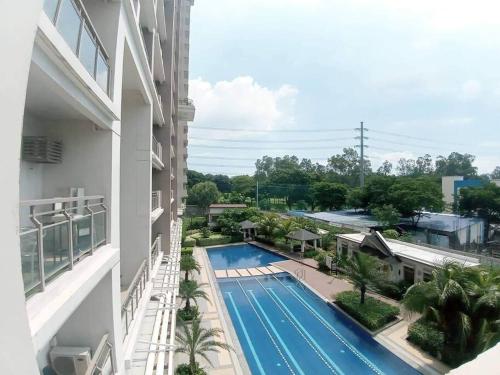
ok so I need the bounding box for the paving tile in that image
[236,268,251,277]
[214,270,227,278]
[256,267,272,275]
[247,267,264,276]
[226,269,239,278]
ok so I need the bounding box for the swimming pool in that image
[207,243,287,270]
[218,273,420,375]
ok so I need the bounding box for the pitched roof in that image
[240,220,256,229]
[286,228,321,241]
[360,231,396,258]
[209,203,247,208]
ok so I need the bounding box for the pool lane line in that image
[234,279,296,375]
[225,291,266,375]
[273,275,382,375]
[244,287,306,375]
[254,279,341,375]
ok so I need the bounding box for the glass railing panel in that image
[56,0,82,53]
[73,215,92,258]
[42,222,70,279]
[93,211,106,247]
[79,22,97,76]
[96,50,109,93]
[43,0,59,22]
[20,229,41,293]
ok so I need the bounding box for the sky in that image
[187,0,500,176]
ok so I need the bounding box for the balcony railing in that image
[85,333,115,375]
[121,259,149,339]
[152,135,163,162]
[43,0,111,94]
[152,190,162,211]
[179,98,194,106]
[19,195,107,296]
[151,234,162,267]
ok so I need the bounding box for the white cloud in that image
[189,76,298,138]
[460,80,482,100]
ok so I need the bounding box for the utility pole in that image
[355,122,368,188]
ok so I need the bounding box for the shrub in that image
[175,363,207,375]
[195,233,242,247]
[186,229,200,236]
[177,306,199,322]
[335,291,400,331]
[200,227,211,238]
[407,319,445,357]
[303,250,319,258]
[181,247,193,256]
[255,236,275,246]
[186,217,208,230]
[382,229,399,239]
[183,237,196,247]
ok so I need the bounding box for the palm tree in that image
[258,214,280,240]
[276,219,299,242]
[345,252,386,304]
[179,280,209,313]
[180,254,201,282]
[176,317,233,374]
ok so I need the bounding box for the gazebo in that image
[286,229,322,253]
[240,220,257,240]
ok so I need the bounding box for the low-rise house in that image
[336,232,480,284]
[208,203,247,226]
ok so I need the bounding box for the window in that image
[341,243,348,257]
[43,0,59,22]
[56,0,82,53]
[403,266,415,284]
[78,23,97,76]
[423,271,432,282]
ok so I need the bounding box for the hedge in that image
[196,234,242,247]
[407,319,445,357]
[181,247,193,256]
[335,291,400,331]
[182,237,196,247]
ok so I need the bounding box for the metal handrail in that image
[152,190,162,211]
[20,196,107,295]
[178,98,193,106]
[152,135,163,162]
[84,333,115,375]
[122,259,149,339]
[151,234,162,266]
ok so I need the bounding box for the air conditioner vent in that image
[22,136,63,164]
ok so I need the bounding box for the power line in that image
[191,126,353,133]
[371,129,466,147]
[189,144,349,151]
[189,155,329,161]
[189,136,355,143]
[188,163,255,168]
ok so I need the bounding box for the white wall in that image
[0,1,45,373]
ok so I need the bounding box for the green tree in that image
[346,187,365,211]
[312,181,348,210]
[363,175,396,209]
[258,214,280,240]
[180,254,201,282]
[459,183,500,224]
[187,170,211,189]
[188,182,220,215]
[231,175,255,198]
[373,204,400,228]
[345,253,386,304]
[403,262,500,364]
[388,177,443,226]
[179,280,209,313]
[212,174,232,193]
[275,218,300,241]
[382,229,399,239]
[377,160,393,176]
[435,152,477,177]
[491,166,500,180]
[175,318,233,375]
[327,147,372,185]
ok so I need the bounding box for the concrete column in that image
[0,1,44,373]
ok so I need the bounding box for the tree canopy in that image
[187,181,220,214]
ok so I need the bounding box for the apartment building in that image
[1,0,194,374]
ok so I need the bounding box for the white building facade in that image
[0,0,194,373]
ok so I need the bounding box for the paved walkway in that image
[173,247,248,375]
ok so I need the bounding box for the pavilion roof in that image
[239,220,257,229]
[286,228,321,241]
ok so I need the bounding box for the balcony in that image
[19,195,107,296]
[152,135,164,170]
[121,258,149,340]
[151,190,163,223]
[42,0,111,95]
[151,234,162,267]
[178,98,195,121]
[153,33,165,82]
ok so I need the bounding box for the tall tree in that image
[388,177,444,225]
[327,147,372,185]
[377,160,393,176]
[212,174,232,193]
[346,187,365,211]
[312,181,348,210]
[372,204,400,228]
[459,183,500,224]
[179,280,209,313]
[188,181,220,215]
[345,253,386,304]
[435,152,477,177]
[231,175,255,197]
[491,166,500,180]
[180,254,201,282]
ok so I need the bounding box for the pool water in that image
[207,243,286,270]
[218,273,420,375]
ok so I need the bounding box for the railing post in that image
[85,199,95,254]
[63,203,74,270]
[101,199,108,244]
[30,206,46,291]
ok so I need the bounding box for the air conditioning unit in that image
[22,136,63,163]
[50,346,91,375]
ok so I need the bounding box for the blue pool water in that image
[207,244,286,270]
[218,274,420,375]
